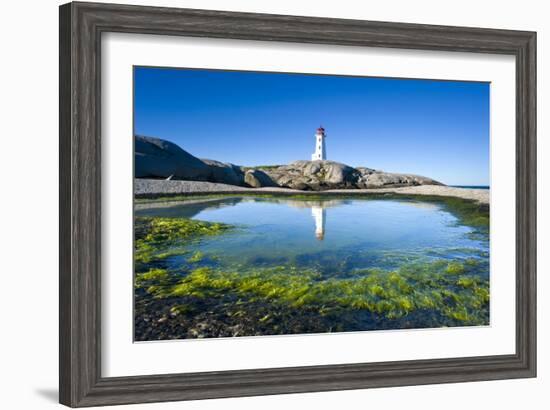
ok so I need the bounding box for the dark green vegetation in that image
[134,195,490,340]
[241,165,283,171]
[134,217,231,270]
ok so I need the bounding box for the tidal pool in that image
[134,195,490,340]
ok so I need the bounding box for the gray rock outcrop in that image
[202,159,246,186]
[134,135,443,190]
[262,160,363,190]
[358,171,442,189]
[244,169,278,188]
[135,135,246,185]
[135,135,211,180]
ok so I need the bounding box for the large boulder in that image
[135,135,211,180]
[244,169,278,188]
[358,171,443,189]
[264,160,361,190]
[202,159,246,186]
[323,162,359,186]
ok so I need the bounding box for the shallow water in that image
[134,196,490,340]
[135,197,488,275]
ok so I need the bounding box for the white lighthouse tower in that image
[311,126,327,161]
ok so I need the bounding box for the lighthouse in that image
[311,126,327,161]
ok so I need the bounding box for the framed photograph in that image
[59,2,536,407]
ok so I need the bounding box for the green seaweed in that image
[188,251,205,263]
[169,304,194,315]
[142,260,488,326]
[133,201,489,336]
[446,262,466,275]
[135,268,172,294]
[134,217,232,270]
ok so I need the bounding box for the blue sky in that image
[134,66,490,185]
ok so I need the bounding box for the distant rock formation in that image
[135,135,443,190]
[258,160,441,190]
[358,170,441,189]
[135,135,211,181]
[201,159,246,186]
[244,169,278,188]
[263,160,359,190]
[135,135,247,186]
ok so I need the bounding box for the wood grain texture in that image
[59,1,537,407]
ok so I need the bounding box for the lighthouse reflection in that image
[135,196,349,241]
[275,199,349,241]
[311,206,326,240]
[283,199,347,241]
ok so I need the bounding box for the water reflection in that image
[276,199,347,241]
[134,196,490,339]
[136,197,349,240]
[312,206,326,240]
[136,196,488,273]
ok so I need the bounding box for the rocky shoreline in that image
[135,135,443,191]
[134,135,489,205]
[135,179,489,205]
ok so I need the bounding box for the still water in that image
[134,196,490,339]
[135,196,489,275]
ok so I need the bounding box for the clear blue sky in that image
[134,66,490,185]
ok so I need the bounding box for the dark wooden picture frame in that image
[59,2,536,407]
